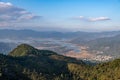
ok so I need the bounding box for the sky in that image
[0,0,120,32]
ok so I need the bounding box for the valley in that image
[0,29,120,62]
[0,0,120,80]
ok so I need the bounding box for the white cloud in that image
[88,17,110,22]
[0,2,41,22]
[79,16,84,19]
[0,2,12,7]
[72,16,84,19]
[73,16,111,22]
[0,2,42,28]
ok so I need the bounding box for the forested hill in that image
[0,44,120,80]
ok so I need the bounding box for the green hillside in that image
[68,59,120,80]
[9,44,57,57]
[0,44,120,80]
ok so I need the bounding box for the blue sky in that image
[0,0,120,32]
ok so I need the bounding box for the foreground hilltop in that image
[0,44,120,80]
[9,44,57,57]
[0,44,84,80]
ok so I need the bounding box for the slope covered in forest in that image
[0,44,120,80]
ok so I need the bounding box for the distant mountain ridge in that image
[0,29,120,39]
[83,34,120,57]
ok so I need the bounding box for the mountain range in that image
[0,29,120,39]
[1,29,120,61]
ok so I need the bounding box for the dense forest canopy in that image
[0,44,120,80]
